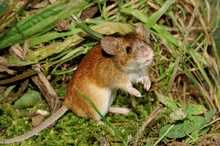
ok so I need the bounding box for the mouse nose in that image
[142,49,149,57]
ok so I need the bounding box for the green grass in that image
[0,0,220,145]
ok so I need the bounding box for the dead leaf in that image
[49,0,58,4]
[0,57,17,74]
[80,6,98,20]
[9,44,25,60]
[91,22,132,35]
[0,86,6,95]
[23,40,29,57]
[55,19,71,32]
[0,57,10,66]
[31,114,44,127]
[27,1,49,9]
[0,66,16,75]
[0,79,29,103]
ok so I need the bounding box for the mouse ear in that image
[101,36,117,55]
[135,23,149,41]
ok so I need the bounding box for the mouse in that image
[0,23,154,144]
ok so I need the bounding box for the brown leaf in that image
[0,57,10,67]
[31,114,44,127]
[9,44,25,60]
[23,40,29,57]
[0,66,16,75]
[0,79,29,103]
[0,57,16,74]
[55,19,71,32]
[49,0,58,4]
[0,86,6,95]
[27,1,49,9]
[80,6,98,20]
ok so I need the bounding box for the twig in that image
[133,105,163,146]
[165,2,200,96]
[32,72,61,114]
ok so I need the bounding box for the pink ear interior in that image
[101,36,117,55]
[135,24,149,41]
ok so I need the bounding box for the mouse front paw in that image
[143,76,151,91]
[128,87,142,97]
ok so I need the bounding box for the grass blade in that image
[74,86,127,146]
[0,0,88,49]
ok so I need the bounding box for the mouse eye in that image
[126,46,132,54]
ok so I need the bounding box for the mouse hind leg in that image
[83,85,112,121]
[108,89,130,115]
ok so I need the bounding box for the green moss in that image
[0,91,158,145]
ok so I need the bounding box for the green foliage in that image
[156,92,217,144]
[13,88,42,109]
[0,0,88,49]
[0,0,9,17]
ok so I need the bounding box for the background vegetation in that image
[0,0,219,145]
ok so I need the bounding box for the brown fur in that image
[0,23,154,143]
[64,25,153,120]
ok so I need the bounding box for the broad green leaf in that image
[205,109,216,122]
[198,127,210,136]
[190,116,206,130]
[13,88,42,109]
[159,121,194,138]
[170,108,188,121]
[155,91,178,110]
[183,104,207,115]
[196,109,216,132]
[187,116,210,139]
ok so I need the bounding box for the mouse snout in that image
[140,48,153,65]
[142,49,150,57]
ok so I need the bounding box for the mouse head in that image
[101,23,154,71]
